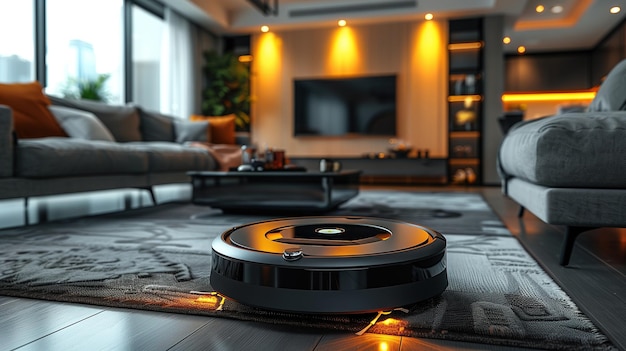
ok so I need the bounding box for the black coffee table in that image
[188,170,361,214]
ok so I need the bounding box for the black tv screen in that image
[294,75,397,137]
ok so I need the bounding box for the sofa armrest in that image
[499,111,626,189]
[0,105,14,177]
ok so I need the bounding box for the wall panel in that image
[250,21,448,158]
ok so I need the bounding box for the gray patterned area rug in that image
[0,191,615,350]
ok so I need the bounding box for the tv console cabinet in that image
[289,157,447,185]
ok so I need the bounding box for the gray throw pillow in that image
[49,105,115,142]
[588,59,626,112]
[136,107,176,142]
[47,95,142,142]
[174,120,209,143]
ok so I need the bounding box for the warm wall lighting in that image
[517,45,526,54]
[238,55,253,63]
[502,91,596,102]
[338,19,347,27]
[256,32,281,79]
[503,36,511,44]
[327,26,360,74]
[610,6,621,14]
[424,13,434,20]
[536,5,545,13]
[261,25,269,32]
[448,42,483,50]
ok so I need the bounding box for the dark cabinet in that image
[505,53,590,91]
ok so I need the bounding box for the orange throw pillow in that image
[0,81,67,138]
[190,113,236,144]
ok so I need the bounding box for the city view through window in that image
[46,0,124,103]
[1,0,164,107]
[0,1,35,83]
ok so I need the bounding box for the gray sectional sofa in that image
[0,97,221,211]
[498,59,626,266]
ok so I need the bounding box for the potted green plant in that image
[201,51,251,132]
[61,73,111,102]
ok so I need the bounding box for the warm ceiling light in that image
[610,6,621,14]
[551,5,564,14]
[503,36,511,44]
[338,19,347,27]
[424,13,434,20]
[517,46,526,54]
[261,25,269,32]
[535,5,545,13]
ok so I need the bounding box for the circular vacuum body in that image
[210,216,447,313]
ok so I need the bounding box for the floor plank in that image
[0,298,103,351]
[169,317,323,351]
[315,333,402,351]
[0,295,16,306]
[14,308,211,351]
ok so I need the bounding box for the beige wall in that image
[250,20,449,157]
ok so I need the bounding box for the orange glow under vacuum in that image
[210,217,447,313]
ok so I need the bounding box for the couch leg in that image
[146,187,157,205]
[517,206,525,218]
[24,197,29,225]
[560,226,595,266]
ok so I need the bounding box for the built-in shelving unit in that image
[447,18,484,185]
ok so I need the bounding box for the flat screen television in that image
[293,75,397,137]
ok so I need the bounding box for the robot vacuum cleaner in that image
[210,216,447,314]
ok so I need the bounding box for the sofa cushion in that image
[0,82,68,139]
[47,95,142,142]
[588,59,626,112]
[190,114,236,144]
[49,105,116,141]
[173,120,209,143]
[16,138,149,177]
[137,108,176,142]
[136,107,209,143]
[499,112,626,188]
[125,142,216,172]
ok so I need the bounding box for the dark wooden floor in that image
[0,186,624,351]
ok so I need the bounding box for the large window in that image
[0,1,35,82]
[45,0,124,103]
[132,5,164,111]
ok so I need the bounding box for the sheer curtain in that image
[160,7,193,119]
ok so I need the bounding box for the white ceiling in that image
[165,0,626,54]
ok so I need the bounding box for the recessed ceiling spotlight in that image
[338,19,347,27]
[503,36,511,44]
[261,25,269,33]
[425,13,434,20]
[610,6,621,14]
[535,5,545,13]
[517,46,526,54]
[551,5,564,14]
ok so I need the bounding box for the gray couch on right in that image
[498,59,626,266]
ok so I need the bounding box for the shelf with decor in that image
[447,18,484,185]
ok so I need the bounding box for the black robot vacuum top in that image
[210,216,447,314]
